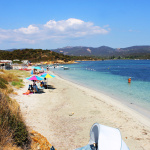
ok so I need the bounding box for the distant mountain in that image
[120,46,150,53]
[53,46,115,56]
[2,45,150,59]
[52,45,150,57]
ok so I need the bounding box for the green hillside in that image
[0,49,99,62]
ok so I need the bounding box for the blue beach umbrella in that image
[32,66,41,70]
[50,74,56,78]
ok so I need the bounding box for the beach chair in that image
[75,123,130,150]
[37,82,44,92]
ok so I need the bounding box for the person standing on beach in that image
[41,66,44,73]
[47,65,49,71]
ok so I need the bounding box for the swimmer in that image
[128,77,131,83]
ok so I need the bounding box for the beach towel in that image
[23,90,30,95]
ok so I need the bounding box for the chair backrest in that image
[89,123,129,150]
[37,82,43,89]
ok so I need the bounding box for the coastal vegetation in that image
[0,49,76,63]
[0,70,57,149]
[0,69,31,149]
[1,46,150,62]
[0,48,100,63]
[0,49,71,62]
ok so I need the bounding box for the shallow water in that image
[48,60,150,118]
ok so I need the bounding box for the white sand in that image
[13,71,150,150]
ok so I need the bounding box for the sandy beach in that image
[13,71,150,150]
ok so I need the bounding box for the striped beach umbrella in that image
[41,73,55,78]
[26,75,44,81]
[40,73,55,87]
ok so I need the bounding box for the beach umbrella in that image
[32,66,42,74]
[41,73,55,78]
[26,75,44,81]
[26,75,44,93]
[40,73,55,87]
[32,66,41,70]
[32,66,46,74]
[49,74,56,78]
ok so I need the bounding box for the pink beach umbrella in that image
[26,75,44,93]
[26,75,44,81]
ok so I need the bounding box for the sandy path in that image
[14,71,150,150]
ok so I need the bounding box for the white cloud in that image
[0,18,110,44]
[128,29,140,32]
[44,18,84,31]
[0,29,12,40]
[44,18,108,36]
[14,25,39,34]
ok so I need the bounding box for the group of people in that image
[23,65,50,95]
[23,80,47,95]
[33,65,50,74]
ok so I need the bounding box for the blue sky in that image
[0,0,150,50]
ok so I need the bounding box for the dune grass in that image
[0,69,31,149]
[11,79,24,89]
[0,69,30,89]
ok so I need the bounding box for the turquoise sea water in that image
[49,60,150,118]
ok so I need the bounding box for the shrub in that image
[0,77,8,89]
[0,70,31,149]
[9,114,30,148]
[0,81,7,89]
[0,77,8,84]
[0,92,31,149]
[1,72,19,82]
[11,80,24,89]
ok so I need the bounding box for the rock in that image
[69,112,74,116]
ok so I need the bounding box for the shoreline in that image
[52,70,150,123]
[53,71,150,128]
[14,70,150,149]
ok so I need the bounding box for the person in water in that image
[128,77,131,83]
